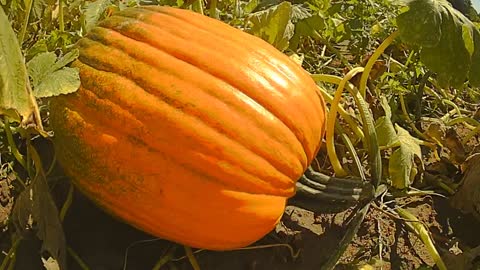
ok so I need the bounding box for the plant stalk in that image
[359,30,399,97]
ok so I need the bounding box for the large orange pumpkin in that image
[50,5,326,250]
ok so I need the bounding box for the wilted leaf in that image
[0,6,41,126]
[375,97,398,147]
[12,170,67,270]
[27,50,80,98]
[389,125,424,189]
[444,128,466,164]
[248,1,295,51]
[42,257,60,270]
[396,0,480,87]
[84,0,113,32]
[451,153,480,221]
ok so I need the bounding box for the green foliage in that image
[397,0,480,87]
[375,97,398,147]
[248,1,295,51]
[389,125,424,189]
[0,6,39,125]
[84,0,113,32]
[27,50,80,98]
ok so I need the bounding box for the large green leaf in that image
[389,125,424,189]
[396,0,480,87]
[289,14,326,50]
[84,0,112,33]
[375,97,398,147]
[27,50,80,98]
[0,6,40,126]
[248,1,295,51]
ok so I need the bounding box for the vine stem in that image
[192,0,204,15]
[59,0,65,33]
[209,0,218,18]
[18,0,34,44]
[311,74,365,141]
[67,247,90,270]
[326,67,364,177]
[447,116,480,127]
[152,246,177,270]
[359,30,399,97]
[0,237,21,270]
[184,246,201,270]
[396,208,447,270]
[321,203,371,270]
[398,94,429,141]
[172,243,300,262]
[59,183,74,221]
[3,118,27,170]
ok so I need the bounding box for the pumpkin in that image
[50,5,326,250]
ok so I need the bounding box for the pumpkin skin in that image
[50,6,326,250]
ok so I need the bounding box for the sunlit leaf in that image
[291,4,311,22]
[0,6,40,126]
[27,52,58,88]
[389,125,424,189]
[84,0,113,33]
[244,0,259,14]
[27,50,80,98]
[248,1,294,51]
[34,68,80,98]
[375,97,397,147]
[396,0,480,87]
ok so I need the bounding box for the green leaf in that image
[32,0,55,20]
[289,14,326,50]
[34,68,80,98]
[27,50,80,98]
[84,0,112,33]
[396,0,480,87]
[248,1,294,51]
[244,0,260,14]
[375,97,398,147]
[52,50,80,71]
[27,52,58,88]
[291,4,311,22]
[0,6,40,126]
[389,125,424,189]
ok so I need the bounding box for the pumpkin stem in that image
[290,167,374,213]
